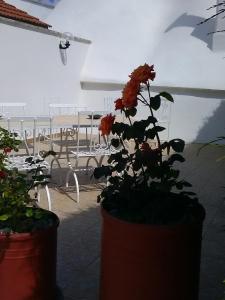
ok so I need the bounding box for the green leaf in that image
[169,139,185,153]
[176,180,192,190]
[112,122,128,136]
[154,126,165,132]
[182,181,192,187]
[159,91,174,102]
[150,95,161,110]
[145,128,156,139]
[146,116,157,124]
[125,107,137,117]
[111,138,120,148]
[25,208,33,218]
[0,214,9,221]
[180,191,196,196]
[146,126,165,139]
[121,149,128,155]
[168,154,185,164]
[161,142,170,155]
[93,166,112,179]
[168,169,180,179]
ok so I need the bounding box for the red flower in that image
[141,142,151,152]
[0,171,6,178]
[99,114,115,136]
[122,79,139,109]
[3,147,12,154]
[115,98,124,110]
[130,64,156,84]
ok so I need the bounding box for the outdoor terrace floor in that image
[39,143,225,300]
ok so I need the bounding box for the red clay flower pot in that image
[0,212,59,300]
[100,207,204,300]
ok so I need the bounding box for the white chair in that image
[1,117,53,210]
[0,102,26,117]
[4,116,52,156]
[50,110,115,202]
[104,97,114,112]
[4,155,52,211]
[49,103,87,116]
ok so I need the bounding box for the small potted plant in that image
[0,127,59,300]
[94,64,205,300]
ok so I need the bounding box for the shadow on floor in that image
[52,143,225,300]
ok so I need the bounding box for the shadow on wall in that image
[165,13,214,50]
[194,100,225,143]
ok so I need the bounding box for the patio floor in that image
[39,143,225,300]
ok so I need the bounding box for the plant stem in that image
[126,114,147,185]
[138,95,148,106]
[146,81,163,180]
[118,135,136,177]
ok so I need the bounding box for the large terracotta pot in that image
[100,207,204,300]
[0,211,59,300]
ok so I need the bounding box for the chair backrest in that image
[49,103,87,116]
[104,97,114,113]
[72,110,109,153]
[3,116,52,156]
[0,102,26,117]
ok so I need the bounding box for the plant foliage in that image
[0,127,56,233]
[94,64,204,224]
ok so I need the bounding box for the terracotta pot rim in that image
[0,210,59,240]
[101,205,205,229]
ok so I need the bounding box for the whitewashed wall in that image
[3,0,225,142]
[42,0,225,87]
[0,20,90,116]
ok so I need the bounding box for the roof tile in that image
[0,0,51,28]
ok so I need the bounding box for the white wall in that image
[2,0,225,143]
[0,20,90,116]
[78,88,225,143]
[41,0,225,89]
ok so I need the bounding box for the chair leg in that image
[34,183,52,211]
[50,157,63,186]
[45,184,52,211]
[86,156,99,174]
[65,168,80,203]
[73,171,80,203]
[98,155,105,167]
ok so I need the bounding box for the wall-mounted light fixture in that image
[59,32,73,65]
[59,40,70,50]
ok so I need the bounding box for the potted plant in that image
[94,64,205,300]
[0,127,59,300]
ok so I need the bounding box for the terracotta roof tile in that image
[0,0,51,28]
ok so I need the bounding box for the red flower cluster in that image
[0,170,6,178]
[122,80,139,109]
[100,64,157,136]
[129,64,155,84]
[99,114,115,136]
[141,142,151,152]
[114,63,156,111]
[3,147,12,154]
[114,98,124,110]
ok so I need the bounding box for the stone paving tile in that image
[63,258,100,300]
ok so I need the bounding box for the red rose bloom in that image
[130,64,156,84]
[141,142,151,152]
[122,79,139,109]
[115,98,124,110]
[3,147,12,154]
[99,114,115,136]
[0,170,6,178]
